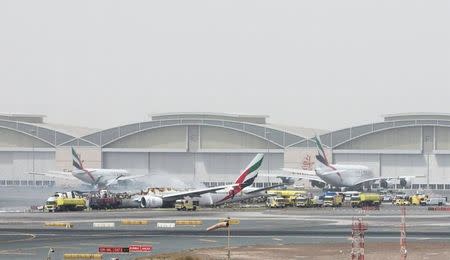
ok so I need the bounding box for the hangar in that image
[1,112,450,190]
[0,113,320,188]
[0,113,95,187]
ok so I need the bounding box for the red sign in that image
[99,247,129,253]
[129,245,153,252]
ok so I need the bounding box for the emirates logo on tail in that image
[302,155,315,170]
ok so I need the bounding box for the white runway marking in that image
[198,238,217,243]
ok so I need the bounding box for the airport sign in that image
[98,247,129,253]
[129,245,153,252]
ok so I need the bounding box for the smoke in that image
[130,172,206,190]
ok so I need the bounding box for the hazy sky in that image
[1,1,449,131]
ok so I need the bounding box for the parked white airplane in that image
[31,147,145,188]
[269,136,422,189]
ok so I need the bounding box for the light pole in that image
[266,131,271,187]
[227,218,231,260]
[31,129,36,186]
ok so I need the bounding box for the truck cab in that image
[323,193,343,207]
[266,196,286,208]
[44,197,57,212]
[295,196,312,208]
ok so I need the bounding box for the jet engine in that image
[399,177,412,188]
[380,177,412,189]
[278,177,295,185]
[380,179,396,189]
[311,180,326,189]
[139,195,163,208]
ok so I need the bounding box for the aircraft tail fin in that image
[72,147,84,170]
[311,136,331,168]
[234,153,264,188]
[216,153,265,204]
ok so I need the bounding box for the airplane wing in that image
[282,168,316,175]
[244,183,285,194]
[29,171,78,181]
[353,175,425,186]
[117,174,146,181]
[262,173,327,184]
[161,184,239,201]
[103,174,147,187]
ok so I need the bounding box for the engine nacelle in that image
[139,195,163,208]
[380,178,412,188]
[399,177,412,188]
[311,180,325,189]
[380,179,397,189]
[278,177,295,185]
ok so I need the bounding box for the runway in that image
[1,205,450,259]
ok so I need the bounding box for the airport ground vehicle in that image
[410,194,428,206]
[175,199,199,211]
[295,196,323,208]
[284,195,298,207]
[312,196,324,207]
[425,197,446,206]
[268,189,306,207]
[267,189,306,207]
[351,193,381,208]
[323,192,343,207]
[44,192,86,212]
[266,196,286,208]
[382,194,393,202]
[393,198,410,206]
[295,196,313,207]
[343,191,360,206]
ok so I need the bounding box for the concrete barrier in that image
[428,206,450,211]
[93,222,115,228]
[63,253,102,259]
[361,206,380,211]
[175,220,203,226]
[157,222,176,228]
[45,222,73,228]
[121,219,149,225]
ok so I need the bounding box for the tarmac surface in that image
[1,205,450,260]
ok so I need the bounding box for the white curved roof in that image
[150,112,269,124]
[383,113,450,121]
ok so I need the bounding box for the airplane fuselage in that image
[72,168,129,186]
[316,164,374,188]
[196,187,266,206]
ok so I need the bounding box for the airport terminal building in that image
[1,112,450,190]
